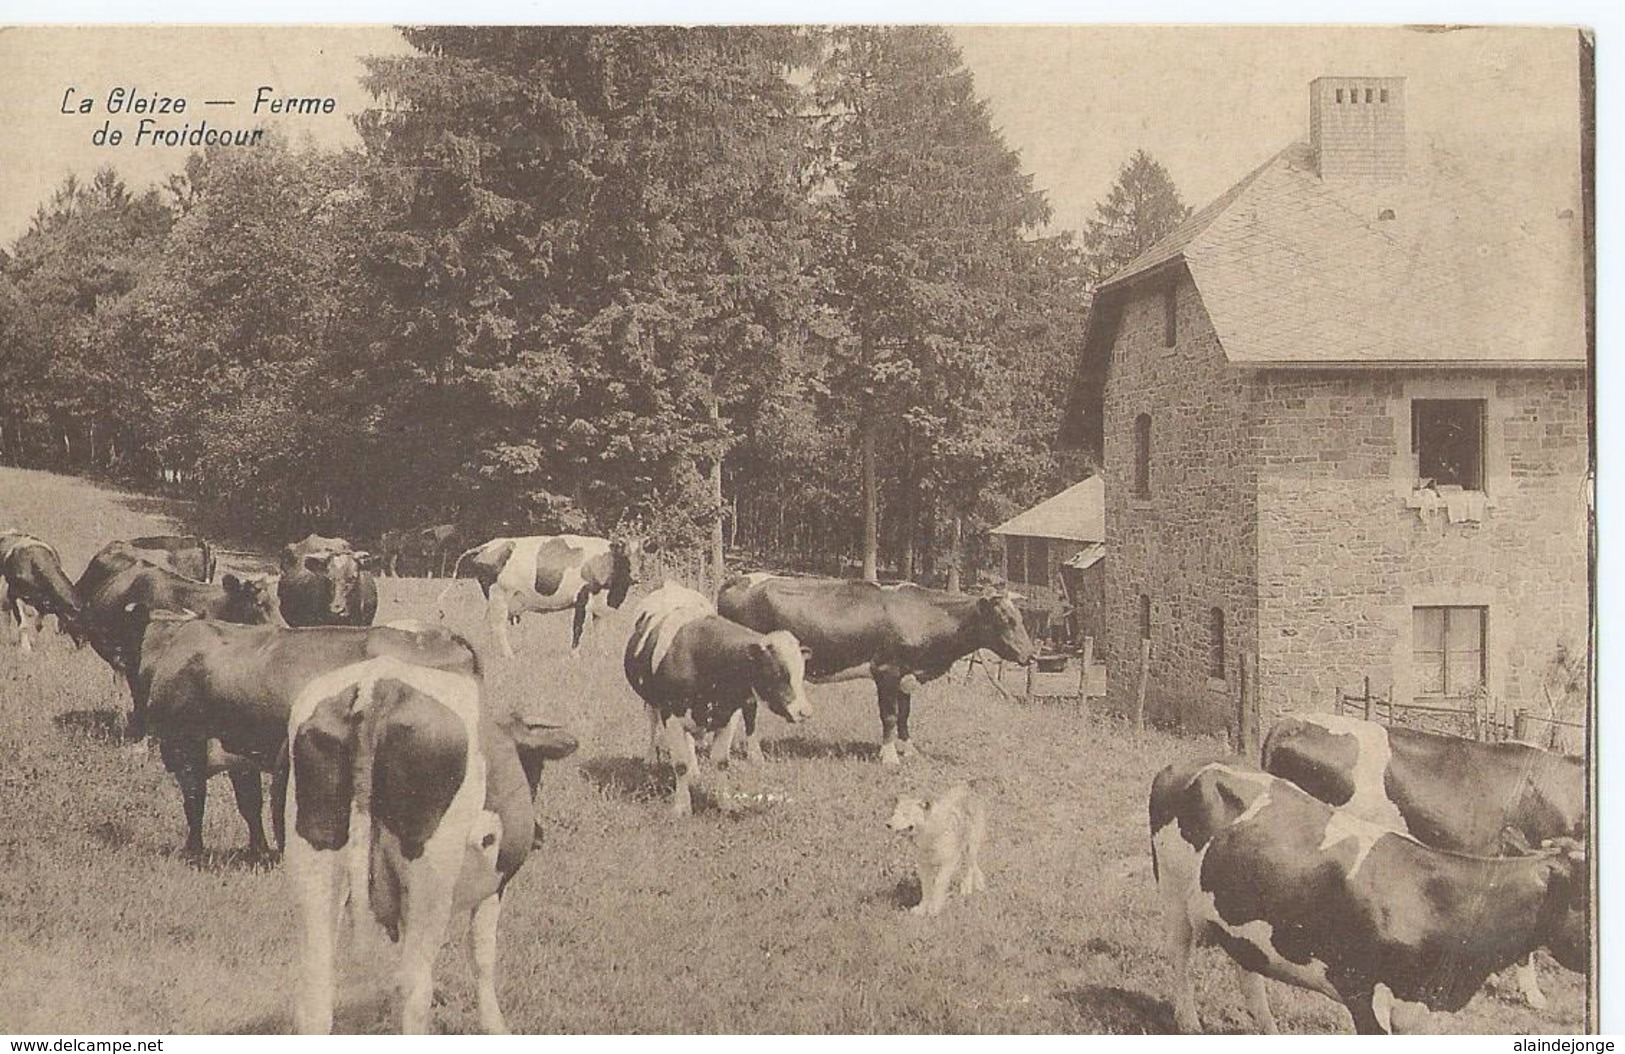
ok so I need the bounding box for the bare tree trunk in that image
[706,391,726,595]
[946,515,963,593]
[861,418,878,582]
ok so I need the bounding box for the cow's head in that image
[302,550,370,619]
[505,717,581,795]
[604,537,653,609]
[222,573,287,626]
[1537,836,1589,973]
[748,630,813,725]
[976,595,1036,665]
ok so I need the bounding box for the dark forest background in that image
[0,27,1189,587]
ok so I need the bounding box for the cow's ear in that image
[746,640,768,661]
[304,554,329,574]
[800,646,813,661]
[222,573,243,592]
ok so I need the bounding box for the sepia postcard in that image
[0,23,1600,1036]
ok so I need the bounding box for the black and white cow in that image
[1261,712,1587,1008]
[443,534,639,659]
[716,574,1035,764]
[131,617,484,857]
[623,582,812,815]
[279,534,379,627]
[1149,757,1588,1035]
[287,653,577,1033]
[0,530,84,651]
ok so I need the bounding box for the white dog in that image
[886,783,987,915]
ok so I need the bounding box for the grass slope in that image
[0,467,1584,1033]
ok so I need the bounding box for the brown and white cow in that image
[442,534,639,659]
[623,582,811,815]
[0,530,84,651]
[279,534,379,628]
[287,654,577,1033]
[128,535,217,582]
[131,618,479,857]
[716,574,1034,764]
[1149,757,1588,1035]
[1261,712,1587,1008]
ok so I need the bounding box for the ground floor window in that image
[1413,605,1486,696]
[1208,607,1225,680]
[1004,536,1051,587]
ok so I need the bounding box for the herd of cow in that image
[0,524,1593,1035]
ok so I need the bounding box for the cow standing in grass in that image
[1261,712,1586,1009]
[132,617,495,859]
[83,556,284,733]
[287,653,577,1033]
[0,530,84,652]
[624,582,811,815]
[443,534,639,659]
[1149,757,1588,1034]
[279,534,378,627]
[717,574,1034,764]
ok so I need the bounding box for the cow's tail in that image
[433,543,487,613]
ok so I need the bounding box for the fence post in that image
[1514,708,1527,742]
[1134,637,1152,732]
[1079,636,1094,698]
[1236,653,1251,757]
[1363,675,1373,722]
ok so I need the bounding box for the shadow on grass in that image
[578,754,669,802]
[223,990,395,1035]
[167,844,283,874]
[761,735,877,762]
[1057,984,1180,1034]
[53,708,127,744]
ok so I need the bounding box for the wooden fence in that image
[1334,676,1584,751]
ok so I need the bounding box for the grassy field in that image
[0,467,1586,1034]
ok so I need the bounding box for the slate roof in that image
[1101,141,1586,367]
[990,476,1105,542]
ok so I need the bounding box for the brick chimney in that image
[1309,76,1406,183]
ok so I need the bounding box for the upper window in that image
[1163,284,1178,347]
[1412,399,1486,490]
[1413,606,1486,697]
[1133,413,1152,497]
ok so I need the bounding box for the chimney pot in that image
[1310,76,1406,183]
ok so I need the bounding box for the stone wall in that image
[1254,369,1590,727]
[1101,271,1257,735]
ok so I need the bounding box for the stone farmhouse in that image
[1060,76,1590,739]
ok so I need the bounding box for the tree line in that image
[0,27,1189,588]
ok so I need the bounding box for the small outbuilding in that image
[989,475,1105,646]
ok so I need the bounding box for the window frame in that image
[1133,413,1152,498]
[1411,398,1487,492]
[1208,607,1226,681]
[1412,605,1488,699]
[1163,283,1178,347]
